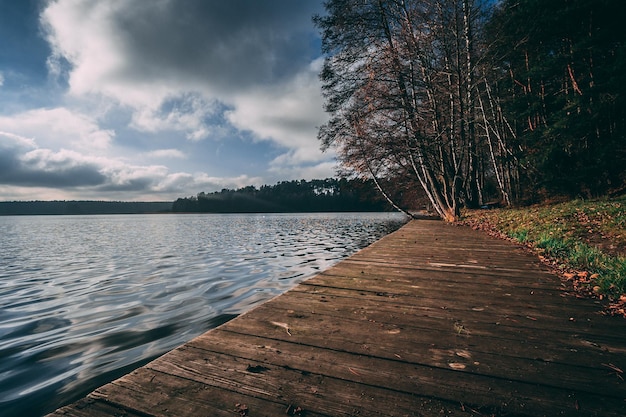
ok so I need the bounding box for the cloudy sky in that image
[0,0,333,201]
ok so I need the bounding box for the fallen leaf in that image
[286,404,304,416]
[448,363,466,370]
[270,321,292,336]
[235,403,249,416]
[456,350,472,359]
[348,367,361,376]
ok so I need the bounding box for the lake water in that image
[0,212,407,416]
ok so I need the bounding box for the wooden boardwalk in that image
[48,220,626,417]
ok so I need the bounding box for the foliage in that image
[461,197,626,301]
[315,0,626,219]
[172,178,393,213]
[315,0,496,221]
[486,0,626,199]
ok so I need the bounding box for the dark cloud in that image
[0,149,23,178]
[108,0,324,93]
[0,147,106,188]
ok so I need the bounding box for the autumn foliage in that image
[315,0,626,220]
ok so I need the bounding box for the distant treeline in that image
[0,201,173,216]
[172,178,393,213]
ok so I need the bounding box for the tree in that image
[316,0,626,213]
[316,0,492,221]
[171,178,392,213]
[486,0,626,198]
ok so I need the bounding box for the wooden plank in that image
[183,329,623,417]
[323,258,566,288]
[220,300,625,402]
[263,287,626,355]
[90,367,312,417]
[287,284,626,347]
[301,274,599,320]
[146,344,470,417]
[46,399,147,417]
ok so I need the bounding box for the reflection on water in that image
[0,212,406,416]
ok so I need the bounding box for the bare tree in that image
[316,0,490,221]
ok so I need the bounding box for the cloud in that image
[40,0,327,159]
[0,130,269,200]
[226,59,328,162]
[0,0,334,201]
[0,107,114,151]
[0,131,37,149]
[157,173,264,196]
[129,94,218,141]
[145,149,187,160]
[0,135,105,187]
[267,160,338,184]
[41,0,322,98]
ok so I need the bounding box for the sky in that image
[0,0,333,201]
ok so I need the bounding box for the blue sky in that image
[0,0,333,201]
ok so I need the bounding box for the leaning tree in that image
[315,0,500,221]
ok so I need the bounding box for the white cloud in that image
[226,59,328,163]
[155,173,263,195]
[21,148,98,170]
[0,108,114,151]
[145,149,187,160]
[193,173,265,191]
[130,94,217,141]
[42,1,128,97]
[0,131,37,149]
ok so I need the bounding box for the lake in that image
[0,212,407,416]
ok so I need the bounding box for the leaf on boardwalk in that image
[286,404,305,416]
[455,350,472,359]
[453,322,470,335]
[602,363,624,381]
[235,403,249,416]
[270,321,292,336]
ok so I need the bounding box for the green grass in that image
[461,197,626,299]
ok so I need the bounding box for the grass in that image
[460,196,626,304]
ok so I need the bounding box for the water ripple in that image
[0,212,406,416]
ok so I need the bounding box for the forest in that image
[172,178,396,213]
[315,0,626,221]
